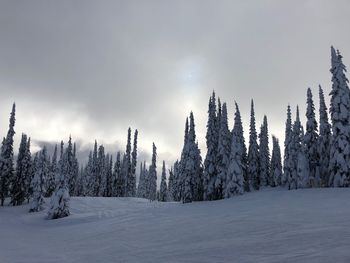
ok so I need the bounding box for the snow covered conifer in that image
[47,140,70,219]
[203,92,218,201]
[225,103,244,197]
[137,161,146,198]
[329,47,350,187]
[148,143,157,201]
[167,166,174,201]
[0,103,16,206]
[10,133,28,205]
[113,152,123,197]
[215,102,231,199]
[97,145,106,196]
[45,144,57,197]
[130,129,138,197]
[248,99,259,191]
[259,115,270,187]
[271,136,282,186]
[318,85,332,187]
[159,161,167,202]
[29,147,48,212]
[125,128,133,197]
[282,105,292,186]
[24,138,33,203]
[304,88,319,187]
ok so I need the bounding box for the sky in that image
[0,0,350,167]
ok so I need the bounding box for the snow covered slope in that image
[1,188,350,263]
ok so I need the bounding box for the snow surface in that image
[1,188,350,263]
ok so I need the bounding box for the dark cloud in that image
[0,0,350,167]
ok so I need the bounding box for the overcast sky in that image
[0,0,350,166]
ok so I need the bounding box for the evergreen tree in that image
[225,103,244,197]
[125,128,133,197]
[271,136,282,186]
[137,161,146,198]
[282,105,292,186]
[130,129,138,197]
[159,161,168,202]
[85,151,94,196]
[203,92,218,201]
[91,140,99,196]
[48,140,70,219]
[97,145,106,196]
[297,133,310,189]
[24,138,33,203]
[10,133,28,205]
[259,115,270,187]
[148,143,157,201]
[248,99,259,191]
[318,85,332,187]
[0,103,16,206]
[172,160,181,201]
[304,88,319,187]
[287,106,304,190]
[167,166,174,201]
[106,155,113,197]
[71,143,79,195]
[113,152,123,197]
[215,102,231,199]
[329,47,350,187]
[29,147,48,212]
[46,144,57,197]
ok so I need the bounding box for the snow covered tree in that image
[297,136,310,189]
[318,85,332,187]
[225,103,245,197]
[203,92,218,201]
[259,115,270,187]
[248,99,259,191]
[45,144,57,197]
[125,128,133,197]
[159,161,168,202]
[29,147,48,212]
[282,105,292,187]
[47,140,70,219]
[167,166,174,201]
[130,129,138,197]
[10,133,29,205]
[215,102,231,199]
[329,47,350,187]
[113,152,123,197]
[97,145,106,196]
[287,106,305,190]
[304,88,319,187]
[137,161,146,198]
[172,160,181,201]
[24,138,33,203]
[271,136,282,186]
[0,103,16,206]
[106,155,113,197]
[70,143,79,195]
[148,143,157,201]
[84,151,93,196]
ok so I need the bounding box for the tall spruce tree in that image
[46,144,57,197]
[148,143,157,201]
[271,136,282,186]
[48,140,70,219]
[329,47,350,187]
[248,99,259,191]
[130,129,138,197]
[10,133,28,205]
[125,128,133,197]
[0,103,16,206]
[203,92,218,201]
[24,138,33,203]
[304,88,319,187]
[318,85,332,187]
[167,166,174,201]
[215,102,231,199]
[282,105,292,187]
[259,115,270,187]
[159,161,168,202]
[287,106,304,190]
[225,103,245,197]
[97,145,106,196]
[29,147,48,212]
[113,152,123,197]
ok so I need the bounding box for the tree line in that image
[0,46,349,218]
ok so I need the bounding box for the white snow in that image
[1,188,350,263]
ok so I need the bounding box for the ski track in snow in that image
[1,188,350,263]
